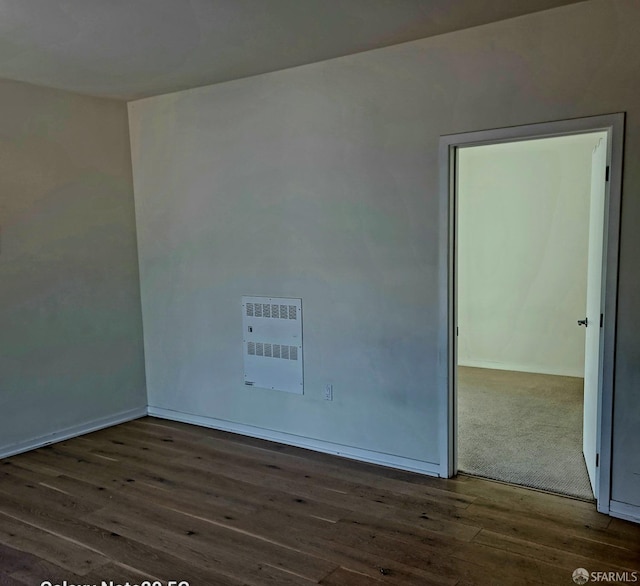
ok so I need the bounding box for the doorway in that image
[439,114,624,514]
[456,133,605,500]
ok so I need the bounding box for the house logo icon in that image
[573,568,590,584]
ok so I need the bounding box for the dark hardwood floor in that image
[0,417,638,585]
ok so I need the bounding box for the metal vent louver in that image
[242,296,303,394]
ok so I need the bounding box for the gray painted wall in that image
[0,80,147,452]
[130,0,640,505]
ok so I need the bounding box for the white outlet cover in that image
[324,384,333,401]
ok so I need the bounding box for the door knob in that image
[578,318,588,327]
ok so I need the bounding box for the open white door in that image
[582,136,607,497]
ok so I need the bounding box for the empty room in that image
[1,1,639,584]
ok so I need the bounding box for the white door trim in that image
[438,114,624,514]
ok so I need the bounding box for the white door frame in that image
[438,114,624,513]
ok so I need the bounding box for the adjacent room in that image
[456,133,607,501]
[0,0,639,583]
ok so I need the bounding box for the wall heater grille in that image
[242,296,303,394]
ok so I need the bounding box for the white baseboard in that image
[609,500,640,524]
[148,406,441,477]
[458,359,583,378]
[0,406,148,460]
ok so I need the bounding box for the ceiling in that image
[0,0,585,101]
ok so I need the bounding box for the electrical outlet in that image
[324,384,333,401]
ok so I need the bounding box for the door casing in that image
[438,113,624,514]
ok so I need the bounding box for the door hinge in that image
[600,313,604,328]
[605,166,610,181]
[596,453,600,467]
[456,327,459,337]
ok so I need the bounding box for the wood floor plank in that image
[0,467,103,517]
[81,498,337,584]
[177,456,481,540]
[0,416,639,585]
[127,419,450,498]
[279,511,537,585]
[13,445,352,528]
[319,567,385,585]
[5,450,261,520]
[452,473,607,528]
[201,504,471,585]
[76,563,152,584]
[0,486,235,583]
[46,468,456,585]
[9,561,85,586]
[129,418,477,509]
[123,419,609,546]
[473,528,628,572]
[74,431,482,542]
[0,541,73,580]
[39,458,457,586]
[458,500,640,567]
[0,511,109,576]
[0,573,27,586]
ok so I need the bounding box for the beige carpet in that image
[457,366,594,501]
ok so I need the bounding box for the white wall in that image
[457,134,604,377]
[130,0,640,506]
[0,80,147,456]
